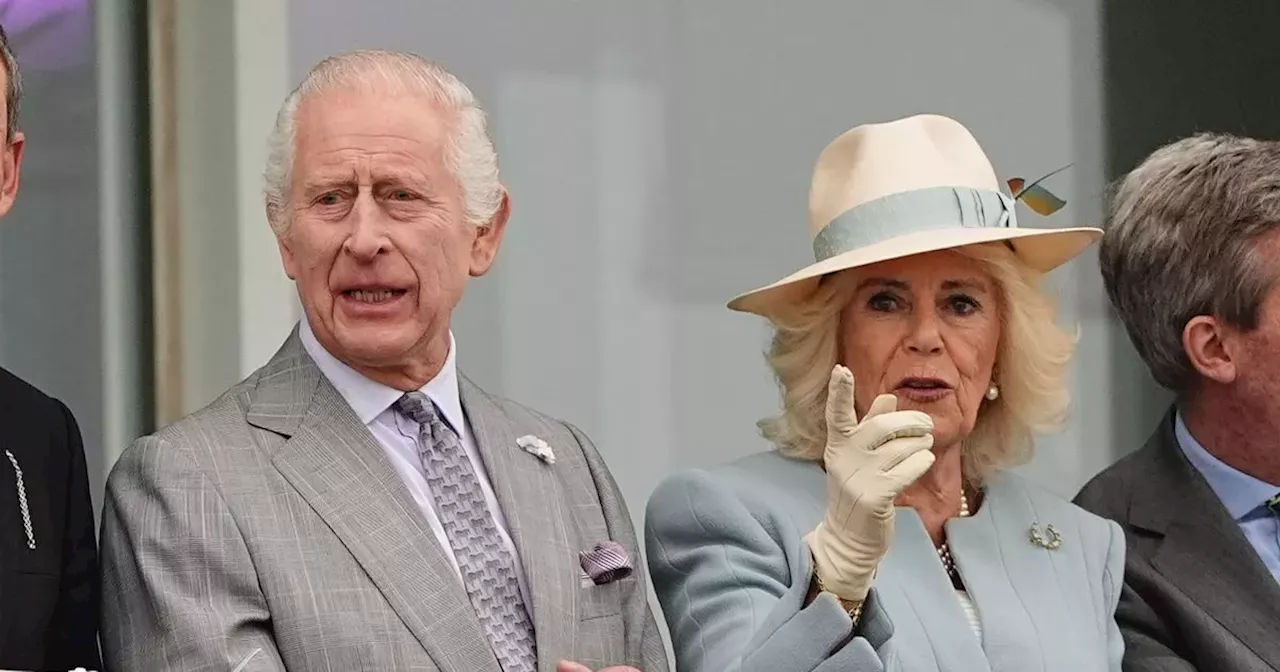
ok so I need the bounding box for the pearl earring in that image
[985,384,1000,401]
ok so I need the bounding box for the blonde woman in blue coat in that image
[645,114,1124,672]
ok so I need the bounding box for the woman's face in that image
[838,250,1001,450]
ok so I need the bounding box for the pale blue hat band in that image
[811,186,1017,262]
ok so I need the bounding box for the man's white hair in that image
[263,50,503,234]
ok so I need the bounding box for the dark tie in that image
[394,392,536,672]
[1267,493,1280,515]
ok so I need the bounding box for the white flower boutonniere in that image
[517,434,555,464]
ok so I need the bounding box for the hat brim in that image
[727,225,1103,316]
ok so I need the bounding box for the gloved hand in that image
[805,364,937,604]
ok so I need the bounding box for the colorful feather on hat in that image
[1007,164,1071,216]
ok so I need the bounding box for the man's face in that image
[0,68,25,219]
[276,87,506,386]
[1231,238,1280,421]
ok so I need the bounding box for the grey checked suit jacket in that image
[1075,409,1280,671]
[100,333,667,672]
[646,451,1125,672]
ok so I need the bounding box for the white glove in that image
[805,365,937,603]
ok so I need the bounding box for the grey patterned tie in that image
[395,392,537,672]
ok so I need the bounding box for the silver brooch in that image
[516,434,555,464]
[1029,523,1062,550]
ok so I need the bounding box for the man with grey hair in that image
[1076,133,1280,670]
[101,50,666,672]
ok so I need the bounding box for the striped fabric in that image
[579,541,634,585]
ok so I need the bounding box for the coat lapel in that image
[877,509,992,672]
[459,377,578,668]
[1132,414,1280,668]
[247,335,501,672]
[949,475,1104,672]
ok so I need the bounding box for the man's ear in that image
[469,190,510,277]
[0,131,26,218]
[271,207,299,280]
[1184,315,1237,384]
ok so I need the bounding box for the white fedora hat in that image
[727,114,1102,316]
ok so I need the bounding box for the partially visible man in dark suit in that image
[1076,133,1280,671]
[0,21,101,671]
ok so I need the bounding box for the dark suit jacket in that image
[0,366,100,670]
[1075,409,1280,671]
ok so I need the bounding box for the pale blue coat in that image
[645,452,1125,672]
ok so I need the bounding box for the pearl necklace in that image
[936,491,970,582]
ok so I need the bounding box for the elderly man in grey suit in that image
[100,50,667,672]
[1076,133,1280,671]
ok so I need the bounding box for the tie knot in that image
[1267,493,1280,515]
[394,391,437,425]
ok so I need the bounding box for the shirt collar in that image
[298,318,467,433]
[1174,409,1280,520]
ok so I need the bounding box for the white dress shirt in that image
[299,319,532,606]
[955,590,982,639]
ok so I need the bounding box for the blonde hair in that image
[759,244,1076,483]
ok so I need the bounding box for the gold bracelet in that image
[813,571,864,622]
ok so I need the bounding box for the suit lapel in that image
[460,377,578,666]
[248,335,501,672]
[1153,520,1280,667]
[1134,415,1280,668]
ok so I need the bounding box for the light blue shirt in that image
[1174,411,1280,585]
